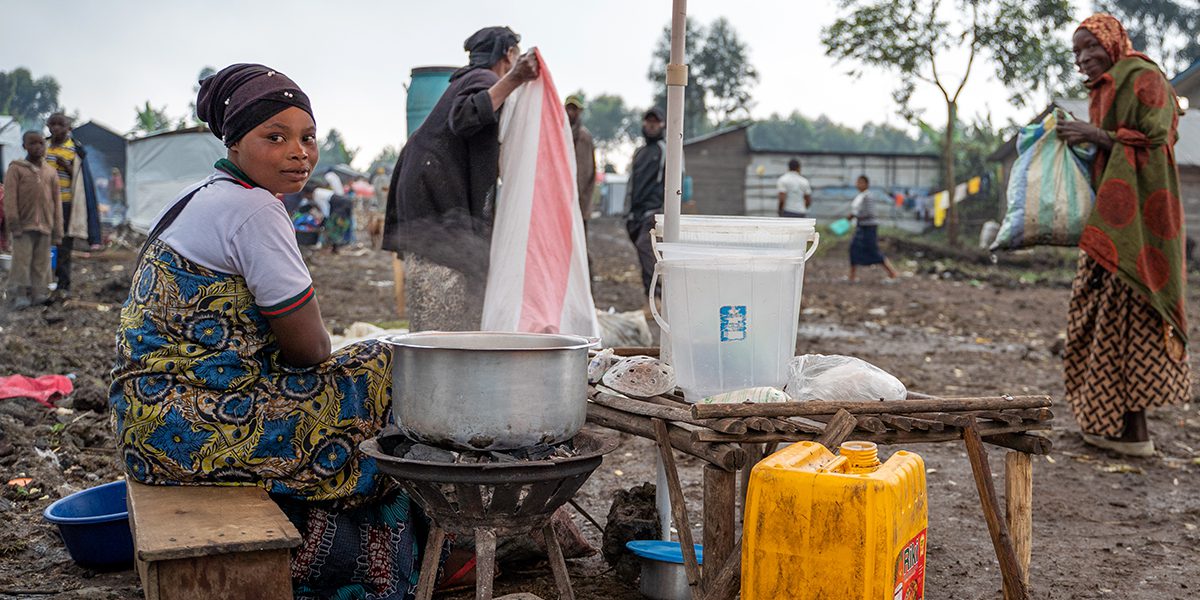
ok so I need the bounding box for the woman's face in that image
[229,107,318,195]
[1072,29,1113,83]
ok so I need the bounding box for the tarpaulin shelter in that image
[124,126,225,233]
[0,116,23,168]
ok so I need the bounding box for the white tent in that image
[125,127,226,233]
[0,116,24,167]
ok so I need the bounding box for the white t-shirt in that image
[776,171,812,215]
[154,172,314,315]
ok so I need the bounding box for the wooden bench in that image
[126,481,302,600]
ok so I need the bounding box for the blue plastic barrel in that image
[407,66,457,137]
[43,480,134,569]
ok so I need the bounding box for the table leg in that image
[963,421,1029,600]
[703,466,736,599]
[739,443,764,517]
[415,526,446,600]
[653,419,706,600]
[1004,451,1033,600]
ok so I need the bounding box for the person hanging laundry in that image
[383,26,539,332]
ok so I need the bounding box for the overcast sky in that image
[4,0,1093,169]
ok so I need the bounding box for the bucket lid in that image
[626,540,705,565]
[656,242,808,259]
[655,214,816,231]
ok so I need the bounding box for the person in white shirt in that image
[776,158,812,217]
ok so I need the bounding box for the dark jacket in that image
[383,68,501,279]
[625,138,667,220]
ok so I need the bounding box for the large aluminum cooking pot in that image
[382,331,596,450]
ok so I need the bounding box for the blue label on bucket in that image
[719,305,748,342]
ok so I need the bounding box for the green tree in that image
[1095,0,1200,75]
[582,93,639,165]
[132,101,172,136]
[0,68,61,129]
[749,111,933,153]
[648,16,759,138]
[317,129,358,170]
[367,145,400,175]
[822,0,1075,246]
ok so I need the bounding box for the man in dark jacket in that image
[383,26,538,331]
[625,107,670,295]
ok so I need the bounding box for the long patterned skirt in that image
[1064,254,1190,436]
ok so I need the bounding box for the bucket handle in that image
[648,264,669,335]
[804,231,821,261]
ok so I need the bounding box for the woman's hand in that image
[1058,121,1112,149]
[505,50,540,85]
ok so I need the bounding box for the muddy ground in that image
[0,218,1197,599]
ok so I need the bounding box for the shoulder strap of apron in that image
[139,177,236,257]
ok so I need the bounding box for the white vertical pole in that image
[658,0,688,542]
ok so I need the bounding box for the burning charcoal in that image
[403,444,457,463]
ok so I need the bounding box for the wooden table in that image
[586,384,1051,600]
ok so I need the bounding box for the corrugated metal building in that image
[990,98,1200,235]
[683,124,941,219]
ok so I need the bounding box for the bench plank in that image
[127,481,301,562]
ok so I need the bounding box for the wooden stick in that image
[739,443,765,516]
[745,416,777,433]
[637,394,750,434]
[590,390,694,423]
[691,396,1052,419]
[984,433,1053,455]
[703,466,736,596]
[1004,452,1034,600]
[810,412,886,434]
[910,412,973,427]
[690,422,1050,445]
[879,413,945,432]
[587,403,745,470]
[815,409,858,449]
[653,419,706,600]
[701,541,742,600]
[972,410,1024,426]
[415,526,446,600]
[611,346,660,357]
[963,421,1029,600]
[543,520,576,600]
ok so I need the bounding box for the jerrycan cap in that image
[839,441,882,473]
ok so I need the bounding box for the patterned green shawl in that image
[1080,56,1188,343]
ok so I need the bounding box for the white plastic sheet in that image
[482,50,599,337]
[784,354,907,401]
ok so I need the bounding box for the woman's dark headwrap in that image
[451,26,520,80]
[196,63,314,146]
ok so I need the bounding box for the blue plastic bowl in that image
[43,480,134,569]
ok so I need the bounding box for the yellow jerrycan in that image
[742,441,928,600]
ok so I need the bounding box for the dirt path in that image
[1,219,1196,599]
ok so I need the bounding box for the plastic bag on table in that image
[784,354,906,401]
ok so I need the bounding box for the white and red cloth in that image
[483,50,599,337]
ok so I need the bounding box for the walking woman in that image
[847,174,898,282]
[109,64,428,598]
[1057,15,1190,456]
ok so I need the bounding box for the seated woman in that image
[109,63,426,599]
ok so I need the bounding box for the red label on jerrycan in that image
[893,529,927,600]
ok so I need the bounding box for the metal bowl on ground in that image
[626,540,704,600]
[382,331,596,451]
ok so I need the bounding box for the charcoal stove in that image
[360,428,617,600]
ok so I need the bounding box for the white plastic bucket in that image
[649,255,806,402]
[653,214,818,255]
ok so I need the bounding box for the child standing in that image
[3,131,62,309]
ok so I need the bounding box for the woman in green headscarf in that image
[1057,14,1190,456]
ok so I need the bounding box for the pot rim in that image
[381,331,599,352]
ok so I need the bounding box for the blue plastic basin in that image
[42,480,134,569]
